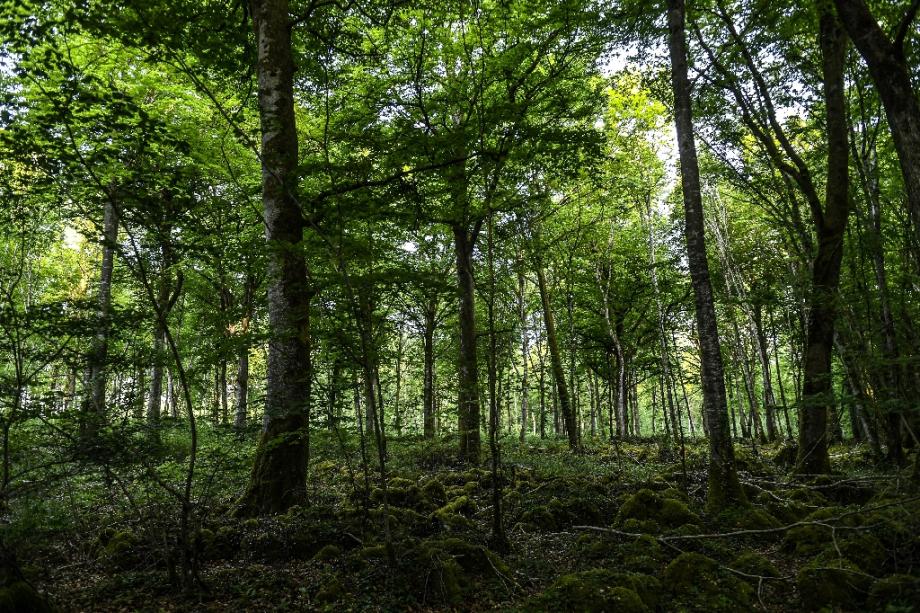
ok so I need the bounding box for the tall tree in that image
[665,0,745,511]
[237,0,312,515]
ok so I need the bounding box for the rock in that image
[618,488,699,529]
[524,568,659,612]
[796,558,873,610]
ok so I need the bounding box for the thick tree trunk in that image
[833,0,920,254]
[81,199,118,434]
[666,0,744,512]
[535,265,579,451]
[796,7,849,475]
[238,0,311,515]
[453,224,481,463]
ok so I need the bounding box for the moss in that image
[663,552,753,611]
[831,533,887,573]
[730,507,782,530]
[314,578,345,604]
[431,495,478,531]
[357,544,388,559]
[796,558,873,610]
[242,518,260,530]
[663,552,720,592]
[524,569,658,613]
[730,552,779,578]
[312,544,342,562]
[388,477,415,489]
[619,535,665,574]
[520,506,557,531]
[420,478,447,506]
[618,488,699,529]
[406,538,510,606]
[868,574,920,610]
[0,581,51,613]
[621,518,660,534]
[659,498,699,527]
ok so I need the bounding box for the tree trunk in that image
[833,0,920,255]
[81,199,118,434]
[752,304,779,441]
[535,265,579,450]
[237,0,312,515]
[423,304,436,439]
[234,347,249,429]
[796,6,849,475]
[453,224,481,463]
[666,0,745,512]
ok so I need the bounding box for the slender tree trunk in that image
[769,308,793,439]
[453,224,481,463]
[535,265,579,450]
[238,0,312,515]
[423,305,436,439]
[666,0,745,511]
[81,199,118,434]
[796,6,849,475]
[753,304,779,441]
[234,348,249,429]
[518,264,529,443]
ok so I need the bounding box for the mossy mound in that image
[618,488,699,529]
[314,578,345,604]
[524,568,659,612]
[617,534,666,574]
[662,552,753,611]
[96,529,140,569]
[431,496,478,531]
[420,478,447,506]
[868,574,920,610]
[403,537,510,606]
[519,497,603,531]
[783,506,857,556]
[796,558,873,610]
[312,544,342,562]
[730,552,779,578]
[722,506,782,530]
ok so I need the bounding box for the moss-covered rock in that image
[404,538,510,606]
[431,496,477,530]
[524,569,659,612]
[730,507,782,530]
[663,552,753,611]
[618,488,699,529]
[421,478,447,506]
[619,534,666,574]
[312,544,342,562]
[796,558,873,610]
[98,530,139,568]
[730,552,779,578]
[868,574,920,610]
[314,578,345,604]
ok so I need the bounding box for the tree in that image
[665,0,745,511]
[237,0,312,515]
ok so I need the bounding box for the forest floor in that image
[13,424,920,612]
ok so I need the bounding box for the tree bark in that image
[535,265,579,450]
[238,0,311,515]
[796,6,850,475]
[423,303,436,438]
[81,199,118,435]
[666,0,745,512]
[453,223,481,463]
[833,0,920,255]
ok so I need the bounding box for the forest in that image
[0,0,919,610]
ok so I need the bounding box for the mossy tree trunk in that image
[237,0,312,516]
